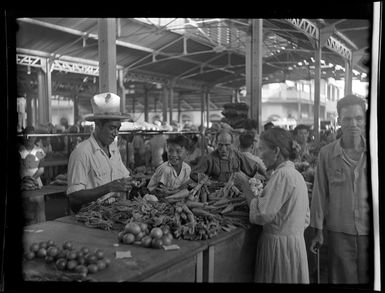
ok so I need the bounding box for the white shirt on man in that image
[67,133,130,197]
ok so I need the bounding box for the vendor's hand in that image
[309,229,324,254]
[107,177,133,193]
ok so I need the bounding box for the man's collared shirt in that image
[67,133,130,195]
[310,136,369,235]
[147,161,191,192]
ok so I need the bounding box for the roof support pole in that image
[98,18,117,94]
[118,69,126,113]
[178,93,182,123]
[205,89,210,129]
[246,19,263,133]
[144,85,149,122]
[154,95,158,114]
[169,86,174,123]
[73,94,79,125]
[312,26,333,143]
[201,88,205,129]
[33,94,38,127]
[26,93,33,127]
[314,41,322,144]
[162,87,168,122]
[132,94,136,114]
[298,101,302,122]
[344,59,353,96]
[37,58,52,125]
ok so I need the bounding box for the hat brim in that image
[84,114,131,121]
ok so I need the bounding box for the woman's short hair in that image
[260,127,298,160]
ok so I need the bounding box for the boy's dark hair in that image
[293,124,310,136]
[239,132,255,149]
[337,94,366,116]
[166,135,189,149]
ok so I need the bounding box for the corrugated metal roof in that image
[15,16,372,111]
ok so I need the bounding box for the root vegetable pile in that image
[76,173,263,241]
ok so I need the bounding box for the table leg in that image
[196,251,203,283]
[203,245,215,282]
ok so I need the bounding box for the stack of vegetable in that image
[21,176,41,191]
[75,173,260,241]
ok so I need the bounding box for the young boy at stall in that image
[147,135,191,196]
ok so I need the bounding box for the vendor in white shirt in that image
[67,92,132,213]
[147,135,191,196]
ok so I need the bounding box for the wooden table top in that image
[21,185,67,199]
[23,220,207,282]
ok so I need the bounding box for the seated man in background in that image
[147,135,191,195]
[190,130,266,183]
[238,131,266,176]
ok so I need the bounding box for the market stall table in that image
[202,224,262,282]
[55,215,262,282]
[22,185,68,224]
[23,220,207,282]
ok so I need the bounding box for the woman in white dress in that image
[235,127,310,283]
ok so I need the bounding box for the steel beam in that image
[181,99,194,110]
[285,18,352,60]
[175,52,226,79]
[17,53,100,76]
[18,18,154,53]
[124,69,206,91]
[98,18,117,93]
